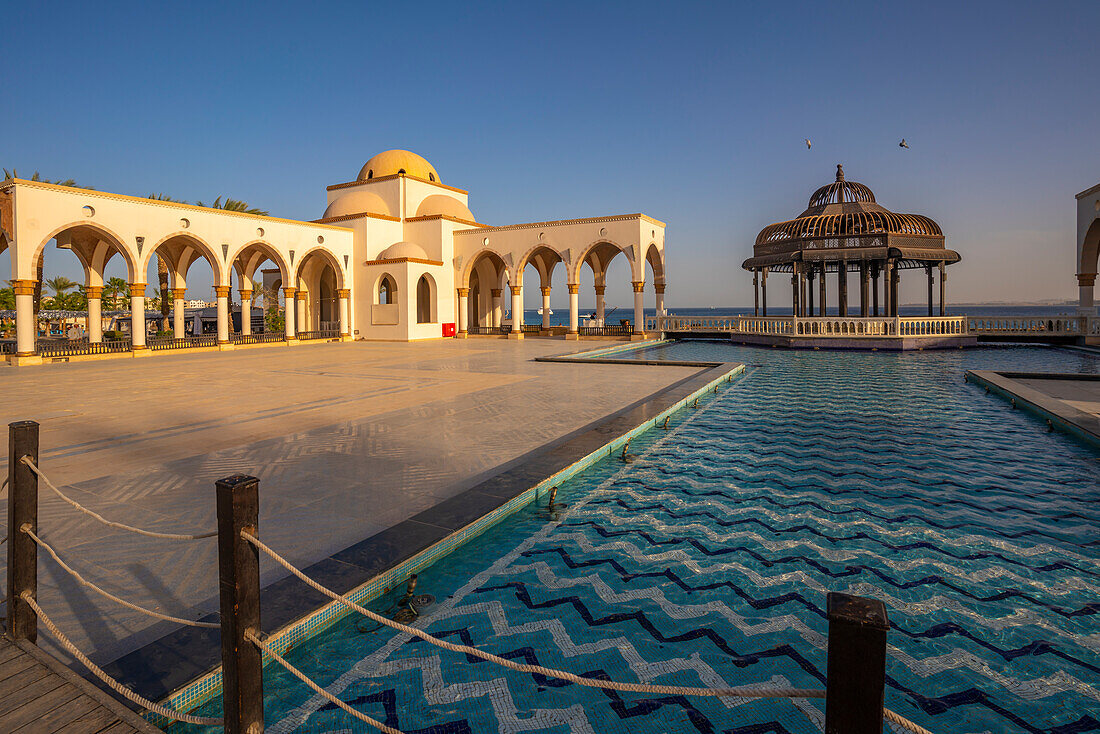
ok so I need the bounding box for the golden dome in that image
[377,241,429,260]
[415,195,474,221]
[358,150,440,183]
[323,190,392,218]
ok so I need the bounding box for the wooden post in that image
[825,591,889,734]
[7,421,39,643]
[217,475,264,734]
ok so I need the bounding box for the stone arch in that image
[293,246,346,290]
[571,240,629,284]
[228,241,291,285]
[461,247,509,288]
[645,243,665,284]
[1080,218,1100,276]
[375,272,398,304]
[142,232,226,288]
[515,244,565,287]
[31,221,137,283]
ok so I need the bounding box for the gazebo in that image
[743,165,960,318]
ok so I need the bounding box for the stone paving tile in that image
[0,339,697,668]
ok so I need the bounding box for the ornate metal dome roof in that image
[806,166,877,208]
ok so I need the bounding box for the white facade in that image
[0,149,666,360]
[1076,181,1100,315]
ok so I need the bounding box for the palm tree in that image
[104,277,130,311]
[0,284,14,310]
[196,196,269,216]
[44,276,78,308]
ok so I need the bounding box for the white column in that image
[541,287,551,330]
[172,289,185,338]
[510,285,523,333]
[296,293,307,333]
[595,285,606,323]
[86,286,103,343]
[568,284,579,334]
[130,283,147,350]
[283,287,297,339]
[632,280,645,334]
[215,286,231,344]
[239,290,252,336]
[457,288,469,334]
[337,288,350,336]
[14,280,36,356]
[491,289,502,328]
[655,283,665,316]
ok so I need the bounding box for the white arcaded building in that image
[0,150,666,364]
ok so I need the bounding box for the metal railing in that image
[578,324,634,336]
[521,324,542,334]
[147,335,218,351]
[296,330,340,341]
[468,325,509,335]
[232,332,286,345]
[36,339,133,357]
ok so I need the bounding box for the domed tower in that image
[743,165,959,318]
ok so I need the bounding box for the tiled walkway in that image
[0,339,698,670]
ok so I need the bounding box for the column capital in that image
[567,284,579,295]
[283,286,297,297]
[336,288,350,298]
[1078,273,1097,287]
[654,283,666,295]
[237,288,253,298]
[11,279,36,296]
[510,285,523,296]
[490,288,503,298]
[540,286,552,296]
[85,286,103,299]
[632,281,645,293]
[214,285,232,298]
[457,287,470,297]
[296,291,308,301]
[171,288,187,300]
[593,285,606,296]
[129,283,146,297]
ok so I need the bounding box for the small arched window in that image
[378,274,397,304]
[428,173,435,182]
[416,275,433,323]
[366,169,373,179]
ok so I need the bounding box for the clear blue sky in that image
[4,1,1098,309]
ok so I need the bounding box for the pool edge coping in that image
[965,370,1100,448]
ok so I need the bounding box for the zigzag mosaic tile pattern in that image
[177,344,1100,733]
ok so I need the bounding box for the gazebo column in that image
[13,280,37,357]
[566,284,579,339]
[883,261,892,317]
[838,260,849,317]
[171,288,186,338]
[509,285,524,338]
[456,288,469,336]
[819,266,827,317]
[595,285,606,322]
[753,271,759,316]
[239,289,253,336]
[791,266,800,318]
[806,268,815,317]
[296,291,308,333]
[283,287,297,340]
[889,262,900,317]
[926,265,934,317]
[761,268,768,316]
[939,263,947,316]
[130,283,147,351]
[632,281,645,335]
[491,288,503,328]
[337,288,350,338]
[540,286,552,330]
[86,286,103,343]
[859,263,870,317]
[872,263,880,316]
[215,285,231,345]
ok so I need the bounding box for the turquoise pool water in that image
[181,344,1100,733]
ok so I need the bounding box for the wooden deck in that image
[0,635,161,733]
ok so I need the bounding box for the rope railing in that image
[23,526,219,628]
[20,592,222,726]
[247,631,402,734]
[20,455,217,540]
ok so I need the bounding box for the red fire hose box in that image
[443,323,456,337]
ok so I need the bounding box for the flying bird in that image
[805,139,812,149]
[899,139,910,149]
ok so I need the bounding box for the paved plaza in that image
[1016,376,1100,419]
[0,339,699,668]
